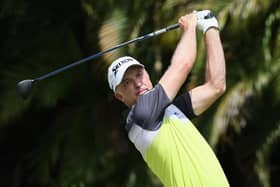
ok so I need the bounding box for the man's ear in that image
[114,92,124,102]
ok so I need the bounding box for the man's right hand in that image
[178,12,198,31]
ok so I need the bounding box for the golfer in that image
[107,10,229,187]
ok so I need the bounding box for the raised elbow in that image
[208,79,226,97]
[215,82,226,96]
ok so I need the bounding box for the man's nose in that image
[134,79,142,88]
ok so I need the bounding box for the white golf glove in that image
[196,10,219,34]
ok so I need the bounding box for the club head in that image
[17,79,36,99]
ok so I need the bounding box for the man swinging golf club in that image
[107,10,229,187]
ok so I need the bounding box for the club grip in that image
[166,11,214,32]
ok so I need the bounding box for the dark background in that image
[0,0,280,186]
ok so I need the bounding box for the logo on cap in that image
[112,58,133,77]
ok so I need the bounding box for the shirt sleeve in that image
[173,92,196,119]
[129,84,171,130]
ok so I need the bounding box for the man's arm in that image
[159,13,197,100]
[190,28,226,115]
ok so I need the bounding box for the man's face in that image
[114,66,153,107]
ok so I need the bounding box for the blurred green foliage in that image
[0,0,280,186]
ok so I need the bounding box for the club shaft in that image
[35,12,214,81]
[35,23,179,81]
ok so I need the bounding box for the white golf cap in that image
[107,56,144,92]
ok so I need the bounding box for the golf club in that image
[17,11,214,99]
